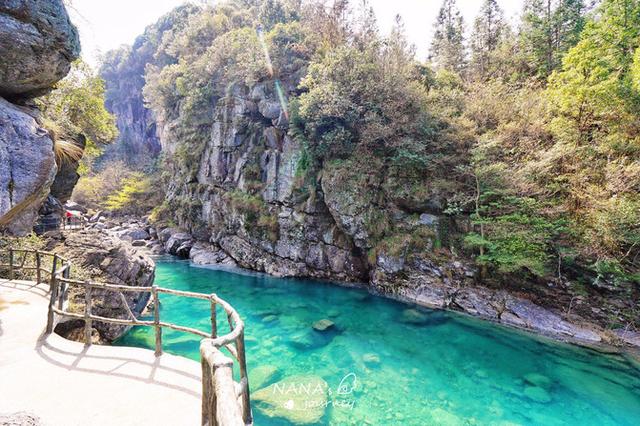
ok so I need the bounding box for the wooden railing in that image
[0,248,252,426]
[34,215,86,234]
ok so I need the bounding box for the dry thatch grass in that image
[54,139,84,165]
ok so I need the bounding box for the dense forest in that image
[68,0,639,328]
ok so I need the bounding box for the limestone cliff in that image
[98,4,638,346]
[98,4,201,166]
[0,0,80,235]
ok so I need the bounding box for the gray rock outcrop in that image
[46,229,155,342]
[0,0,80,99]
[0,98,57,235]
[0,0,80,235]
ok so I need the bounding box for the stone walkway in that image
[0,279,201,425]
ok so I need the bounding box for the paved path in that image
[0,279,201,425]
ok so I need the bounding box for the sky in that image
[69,0,526,68]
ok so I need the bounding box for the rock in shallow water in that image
[363,353,381,367]
[252,375,328,425]
[524,373,552,390]
[523,386,552,403]
[400,308,429,325]
[249,365,281,390]
[289,329,335,350]
[312,319,335,332]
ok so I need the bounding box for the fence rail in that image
[0,248,252,425]
[34,215,86,234]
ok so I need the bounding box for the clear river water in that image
[116,258,640,425]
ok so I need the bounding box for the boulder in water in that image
[363,353,381,367]
[400,308,429,325]
[252,375,328,424]
[249,365,281,390]
[524,373,552,390]
[289,329,333,350]
[312,319,335,332]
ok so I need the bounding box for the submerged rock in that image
[362,353,381,367]
[252,375,328,425]
[289,329,334,350]
[312,319,335,332]
[429,407,465,426]
[262,315,278,323]
[524,373,552,390]
[523,386,552,404]
[400,308,429,325]
[249,365,281,390]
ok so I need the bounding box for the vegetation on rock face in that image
[95,0,639,321]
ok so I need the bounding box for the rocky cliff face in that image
[98,4,201,166]
[0,0,80,235]
[158,80,372,282]
[99,47,161,165]
[0,0,80,99]
[0,98,57,234]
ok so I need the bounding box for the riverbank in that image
[83,215,640,353]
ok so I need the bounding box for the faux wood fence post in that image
[35,250,41,284]
[201,340,215,426]
[236,331,252,425]
[50,254,58,292]
[84,282,92,345]
[210,295,217,338]
[8,248,13,280]
[152,285,162,356]
[201,343,244,426]
[46,277,59,334]
[58,264,70,309]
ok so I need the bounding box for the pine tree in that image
[519,0,587,78]
[353,0,379,49]
[470,0,508,79]
[429,0,466,73]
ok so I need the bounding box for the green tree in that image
[38,60,118,170]
[40,60,118,146]
[429,0,466,73]
[542,0,640,275]
[633,47,640,90]
[519,0,587,78]
[470,0,508,79]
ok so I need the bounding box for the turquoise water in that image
[116,259,640,425]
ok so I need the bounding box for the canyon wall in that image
[98,3,639,345]
[98,4,202,167]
